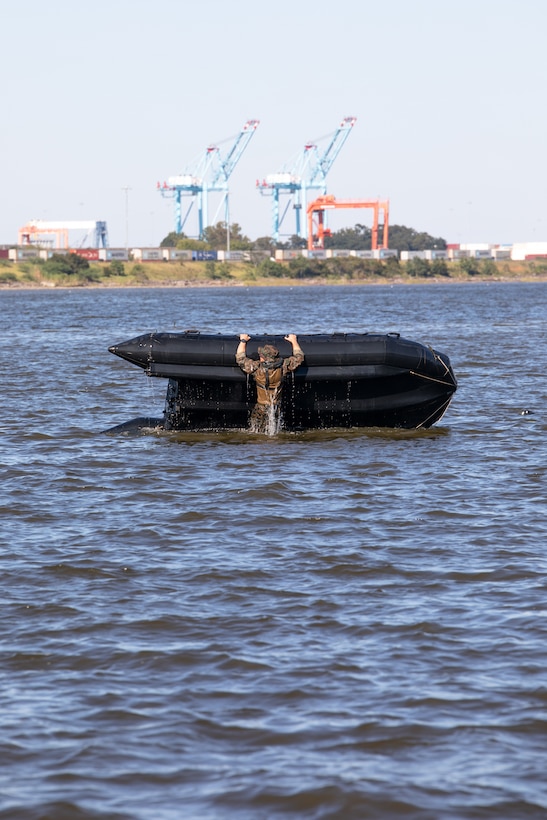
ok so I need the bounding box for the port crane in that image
[158,119,259,239]
[18,220,109,248]
[307,195,389,251]
[256,116,356,242]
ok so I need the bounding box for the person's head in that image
[258,344,278,362]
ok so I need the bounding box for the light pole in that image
[122,186,131,249]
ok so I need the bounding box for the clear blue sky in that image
[1,0,545,247]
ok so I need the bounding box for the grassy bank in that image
[1,255,547,289]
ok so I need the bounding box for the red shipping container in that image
[70,249,100,261]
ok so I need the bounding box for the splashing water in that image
[265,403,282,436]
[249,402,282,435]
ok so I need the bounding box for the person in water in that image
[236,333,304,432]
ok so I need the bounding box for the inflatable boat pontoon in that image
[108,330,457,431]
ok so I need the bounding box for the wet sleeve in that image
[236,354,259,374]
[283,352,304,373]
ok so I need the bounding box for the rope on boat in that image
[427,346,451,376]
[409,370,455,387]
[416,396,453,429]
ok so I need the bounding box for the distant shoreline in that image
[1,257,547,290]
[2,274,547,291]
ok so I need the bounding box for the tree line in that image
[160,222,447,252]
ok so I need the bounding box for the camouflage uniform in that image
[236,343,304,433]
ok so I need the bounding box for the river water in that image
[1,283,546,820]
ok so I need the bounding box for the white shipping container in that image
[350,250,374,259]
[459,243,493,251]
[9,248,41,261]
[327,249,352,258]
[400,251,426,261]
[424,250,448,260]
[141,250,163,262]
[374,249,398,259]
[217,250,249,262]
[275,250,301,261]
[132,248,162,261]
[162,248,194,261]
[38,249,69,260]
[98,248,129,262]
[511,242,547,260]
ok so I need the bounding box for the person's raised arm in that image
[284,333,303,355]
[237,333,251,358]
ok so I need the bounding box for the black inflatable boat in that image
[108,331,457,431]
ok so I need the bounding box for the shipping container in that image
[327,249,352,258]
[374,249,399,259]
[141,250,163,262]
[192,250,218,261]
[459,243,493,251]
[70,248,100,261]
[472,250,493,259]
[304,250,327,259]
[161,248,194,262]
[37,249,70,260]
[350,250,375,259]
[511,242,547,261]
[400,251,426,261]
[217,250,249,262]
[448,249,470,259]
[0,249,9,259]
[247,250,272,262]
[132,248,163,262]
[8,248,41,261]
[274,250,301,261]
[424,250,448,260]
[492,249,511,260]
[98,248,129,262]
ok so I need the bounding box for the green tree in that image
[287,256,325,278]
[287,235,307,250]
[202,222,251,250]
[406,257,432,278]
[458,257,481,276]
[324,224,372,249]
[257,258,285,278]
[160,231,187,247]
[253,236,275,251]
[430,258,450,277]
[387,225,447,251]
[324,223,447,252]
[177,238,209,250]
[105,259,125,276]
[42,253,90,276]
[204,260,233,280]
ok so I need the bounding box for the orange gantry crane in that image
[307,195,389,251]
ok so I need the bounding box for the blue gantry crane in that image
[158,119,259,238]
[256,116,357,243]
